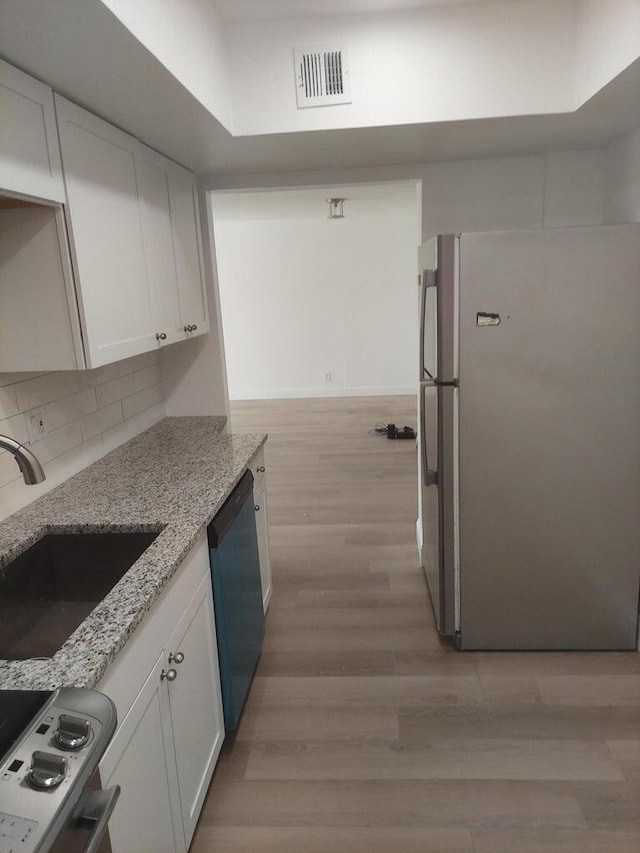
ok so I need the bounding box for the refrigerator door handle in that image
[420,381,438,486]
[419,269,437,382]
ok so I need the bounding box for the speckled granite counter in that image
[0,416,266,691]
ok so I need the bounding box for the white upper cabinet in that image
[55,95,157,367]
[135,145,209,345]
[169,164,209,337]
[0,203,84,371]
[0,59,210,371]
[136,146,184,346]
[0,60,65,202]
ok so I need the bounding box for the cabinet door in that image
[136,146,184,347]
[254,477,273,611]
[55,95,156,367]
[0,204,84,370]
[169,164,209,338]
[0,60,65,202]
[165,573,224,848]
[100,654,184,853]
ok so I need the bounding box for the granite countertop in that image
[0,416,266,691]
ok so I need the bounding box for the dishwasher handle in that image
[208,469,255,547]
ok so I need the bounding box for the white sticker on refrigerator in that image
[476,312,501,326]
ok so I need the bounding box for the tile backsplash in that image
[0,351,166,521]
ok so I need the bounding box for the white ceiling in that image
[1,0,639,176]
[212,0,521,24]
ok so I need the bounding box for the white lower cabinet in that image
[254,476,272,612]
[100,655,182,853]
[166,573,223,845]
[98,533,224,853]
[250,448,273,612]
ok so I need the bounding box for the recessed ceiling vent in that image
[294,46,352,109]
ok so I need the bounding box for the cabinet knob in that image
[257,466,266,473]
[161,668,177,682]
[184,324,198,333]
[156,332,167,341]
[254,504,260,511]
[169,651,184,665]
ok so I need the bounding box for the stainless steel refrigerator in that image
[417,225,640,650]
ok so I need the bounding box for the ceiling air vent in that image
[294,46,352,109]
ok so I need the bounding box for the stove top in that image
[0,691,52,761]
[0,688,118,853]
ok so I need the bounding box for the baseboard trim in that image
[230,386,417,401]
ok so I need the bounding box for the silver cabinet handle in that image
[169,651,184,665]
[257,466,265,473]
[254,505,260,511]
[184,324,198,333]
[79,786,121,853]
[190,324,198,332]
[161,668,177,682]
[156,332,167,341]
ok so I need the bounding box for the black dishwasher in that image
[207,470,265,730]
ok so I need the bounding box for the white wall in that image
[211,184,420,400]
[205,148,605,242]
[227,0,576,135]
[0,351,165,521]
[100,0,233,132]
[574,0,640,105]
[604,126,640,223]
[205,147,604,401]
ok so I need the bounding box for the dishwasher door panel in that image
[208,484,264,730]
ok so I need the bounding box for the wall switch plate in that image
[324,372,332,383]
[27,407,48,444]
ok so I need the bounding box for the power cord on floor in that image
[369,422,416,440]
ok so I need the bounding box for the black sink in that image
[0,530,160,660]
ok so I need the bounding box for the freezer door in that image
[418,237,437,382]
[457,225,640,649]
[418,235,457,383]
[417,234,459,637]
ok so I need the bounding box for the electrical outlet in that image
[27,407,48,444]
[324,371,332,383]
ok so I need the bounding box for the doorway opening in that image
[207,181,422,406]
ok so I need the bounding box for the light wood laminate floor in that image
[191,396,640,853]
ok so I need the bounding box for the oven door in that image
[48,769,120,853]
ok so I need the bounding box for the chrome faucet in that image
[0,434,46,485]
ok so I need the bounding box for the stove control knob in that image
[54,714,92,751]
[27,751,67,789]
